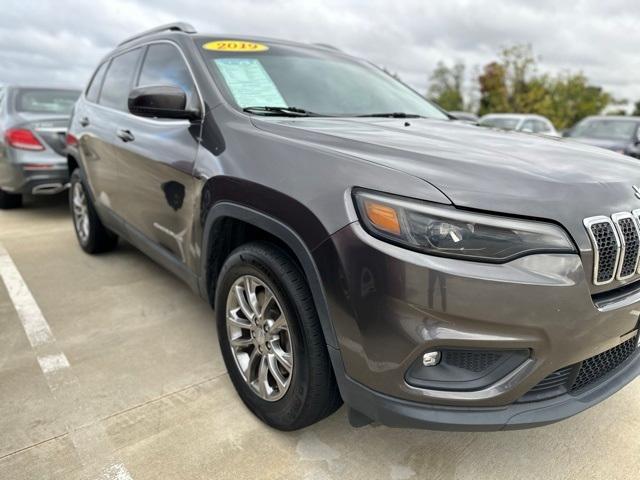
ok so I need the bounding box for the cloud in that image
[1,0,638,104]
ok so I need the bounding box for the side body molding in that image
[199,201,339,349]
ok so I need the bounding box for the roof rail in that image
[118,22,197,46]
[314,43,342,52]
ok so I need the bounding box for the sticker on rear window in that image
[203,40,269,52]
[214,58,286,109]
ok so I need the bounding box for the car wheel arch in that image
[199,200,339,350]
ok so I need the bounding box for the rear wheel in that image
[215,242,342,430]
[69,169,118,254]
[0,188,22,209]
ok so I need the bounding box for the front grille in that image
[571,334,638,392]
[522,335,638,402]
[582,213,640,285]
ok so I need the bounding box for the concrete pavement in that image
[0,195,639,480]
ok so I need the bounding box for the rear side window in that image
[86,62,108,103]
[99,48,142,111]
[137,44,196,101]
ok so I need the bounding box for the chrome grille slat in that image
[583,216,621,285]
[611,212,640,280]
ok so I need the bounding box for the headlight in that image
[353,190,575,262]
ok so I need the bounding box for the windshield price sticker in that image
[214,58,287,108]
[203,40,269,52]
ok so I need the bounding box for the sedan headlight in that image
[353,190,575,262]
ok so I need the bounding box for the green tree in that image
[478,61,509,115]
[427,61,465,111]
[541,74,611,129]
[477,44,611,129]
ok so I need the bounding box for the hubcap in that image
[72,182,89,244]
[225,275,294,401]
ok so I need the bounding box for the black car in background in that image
[566,116,640,158]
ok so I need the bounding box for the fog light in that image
[422,351,441,367]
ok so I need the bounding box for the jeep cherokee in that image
[66,23,640,431]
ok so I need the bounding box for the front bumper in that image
[314,222,640,429]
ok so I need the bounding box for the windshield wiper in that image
[356,112,423,118]
[243,106,323,117]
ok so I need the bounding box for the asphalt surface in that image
[1,194,639,480]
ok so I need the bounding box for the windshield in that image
[479,117,520,130]
[15,89,80,115]
[569,119,638,141]
[198,38,448,119]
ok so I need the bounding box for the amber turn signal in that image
[364,200,401,235]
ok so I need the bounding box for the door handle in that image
[116,129,135,143]
[79,117,90,127]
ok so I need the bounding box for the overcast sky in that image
[1,0,639,105]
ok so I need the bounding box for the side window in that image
[99,48,142,111]
[137,44,196,102]
[536,120,550,133]
[521,119,535,132]
[85,62,108,103]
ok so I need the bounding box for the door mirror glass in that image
[128,85,198,120]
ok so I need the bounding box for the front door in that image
[111,42,202,265]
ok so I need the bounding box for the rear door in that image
[113,42,202,264]
[76,49,143,216]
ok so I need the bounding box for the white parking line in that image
[0,244,53,347]
[0,242,133,479]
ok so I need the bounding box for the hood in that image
[253,117,640,227]
[568,136,629,152]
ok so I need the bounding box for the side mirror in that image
[128,85,199,120]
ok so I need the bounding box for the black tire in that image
[0,188,22,209]
[215,241,342,430]
[69,169,118,254]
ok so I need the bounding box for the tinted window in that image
[138,44,195,100]
[99,49,141,111]
[570,119,638,141]
[535,120,551,132]
[521,119,535,132]
[480,117,519,130]
[15,89,80,115]
[86,62,108,103]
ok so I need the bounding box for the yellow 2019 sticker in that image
[203,40,269,52]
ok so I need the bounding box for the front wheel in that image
[215,242,342,430]
[69,169,118,254]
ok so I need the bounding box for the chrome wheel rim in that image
[72,182,89,244]
[225,275,294,402]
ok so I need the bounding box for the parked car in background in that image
[0,86,80,208]
[479,113,560,136]
[67,23,640,432]
[449,111,478,122]
[565,116,640,158]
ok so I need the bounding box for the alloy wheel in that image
[72,182,90,244]
[225,275,294,401]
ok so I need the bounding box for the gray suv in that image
[0,86,80,208]
[66,23,640,431]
